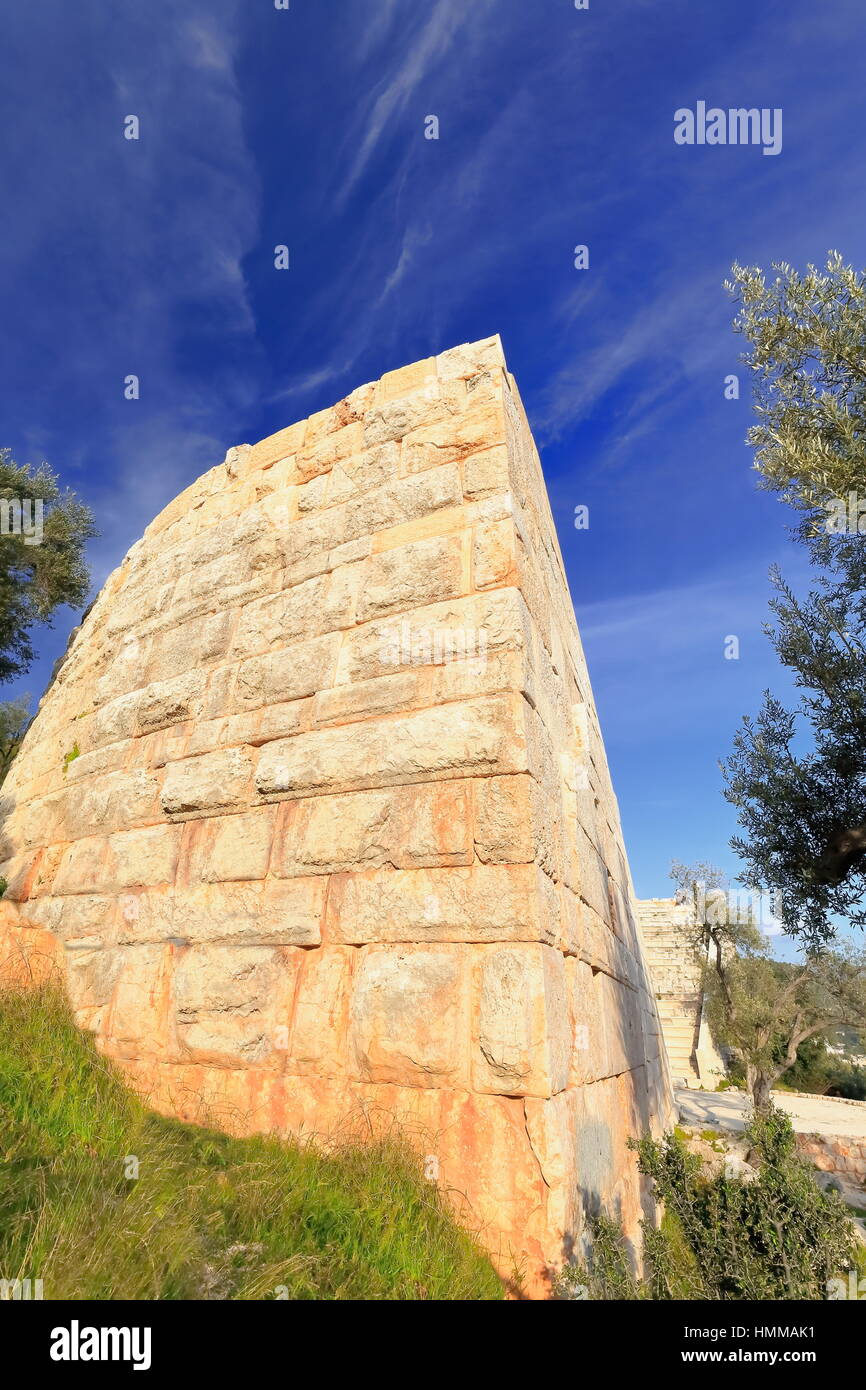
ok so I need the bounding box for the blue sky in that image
[2,0,865,922]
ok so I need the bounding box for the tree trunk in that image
[814,824,866,885]
[746,1065,774,1111]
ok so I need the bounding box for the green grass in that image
[0,985,503,1300]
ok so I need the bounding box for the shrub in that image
[556,1105,860,1301]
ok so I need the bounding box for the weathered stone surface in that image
[288,946,354,1076]
[474,944,570,1097]
[173,944,290,1067]
[171,879,324,945]
[356,535,465,622]
[256,694,528,799]
[184,808,277,883]
[0,338,672,1295]
[326,862,560,945]
[161,748,254,817]
[274,783,472,876]
[349,946,469,1087]
[236,634,340,709]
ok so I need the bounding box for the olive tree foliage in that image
[0,450,96,685]
[0,696,31,785]
[727,251,866,516]
[670,863,866,1110]
[722,254,866,946]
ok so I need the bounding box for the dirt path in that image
[676,1086,866,1139]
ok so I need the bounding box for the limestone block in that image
[567,823,612,923]
[356,534,465,622]
[334,588,530,686]
[597,971,648,1078]
[54,828,180,895]
[463,444,510,501]
[101,944,176,1061]
[320,562,365,632]
[296,420,363,483]
[65,945,123,1031]
[249,421,306,471]
[349,945,469,1087]
[376,357,436,402]
[401,396,504,476]
[183,807,277,883]
[18,889,101,945]
[95,638,152,705]
[473,773,537,865]
[370,502,467,555]
[160,748,254,817]
[235,633,340,710]
[230,576,327,659]
[566,956,607,1085]
[287,946,355,1076]
[91,691,141,748]
[275,506,342,576]
[274,782,472,876]
[107,824,182,890]
[65,739,134,785]
[256,694,529,799]
[311,667,432,729]
[136,672,205,735]
[66,769,160,837]
[351,463,462,539]
[171,878,323,946]
[184,717,252,761]
[473,518,516,590]
[473,943,570,1097]
[362,387,459,450]
[523,1089,583,1243]
[436,336,504,381]
[233,503,296,575]
[324,441,400,507]
[174,943,291,1067]
[200,666,237,721]
[52,832,119,900]
[257,699,314,744]
[329,535,372,568]
[326,862,559,945]
[15,792,68,850]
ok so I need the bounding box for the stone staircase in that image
[635,900,719,1088]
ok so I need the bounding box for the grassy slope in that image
[0,985,503,1300]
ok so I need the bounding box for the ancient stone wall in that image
[636,897,726,1089]
[0,337,673,1293]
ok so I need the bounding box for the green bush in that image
[556,1105,860,1301]
[0,984,503,1301]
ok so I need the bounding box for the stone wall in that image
[796,1131,866,1184]
[0,337,674,1294]
[636,897,726,1089]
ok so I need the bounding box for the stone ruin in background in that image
[636,897,727,1090]
[0,336,674,1294]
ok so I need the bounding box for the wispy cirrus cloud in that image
[339,0,497,205]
